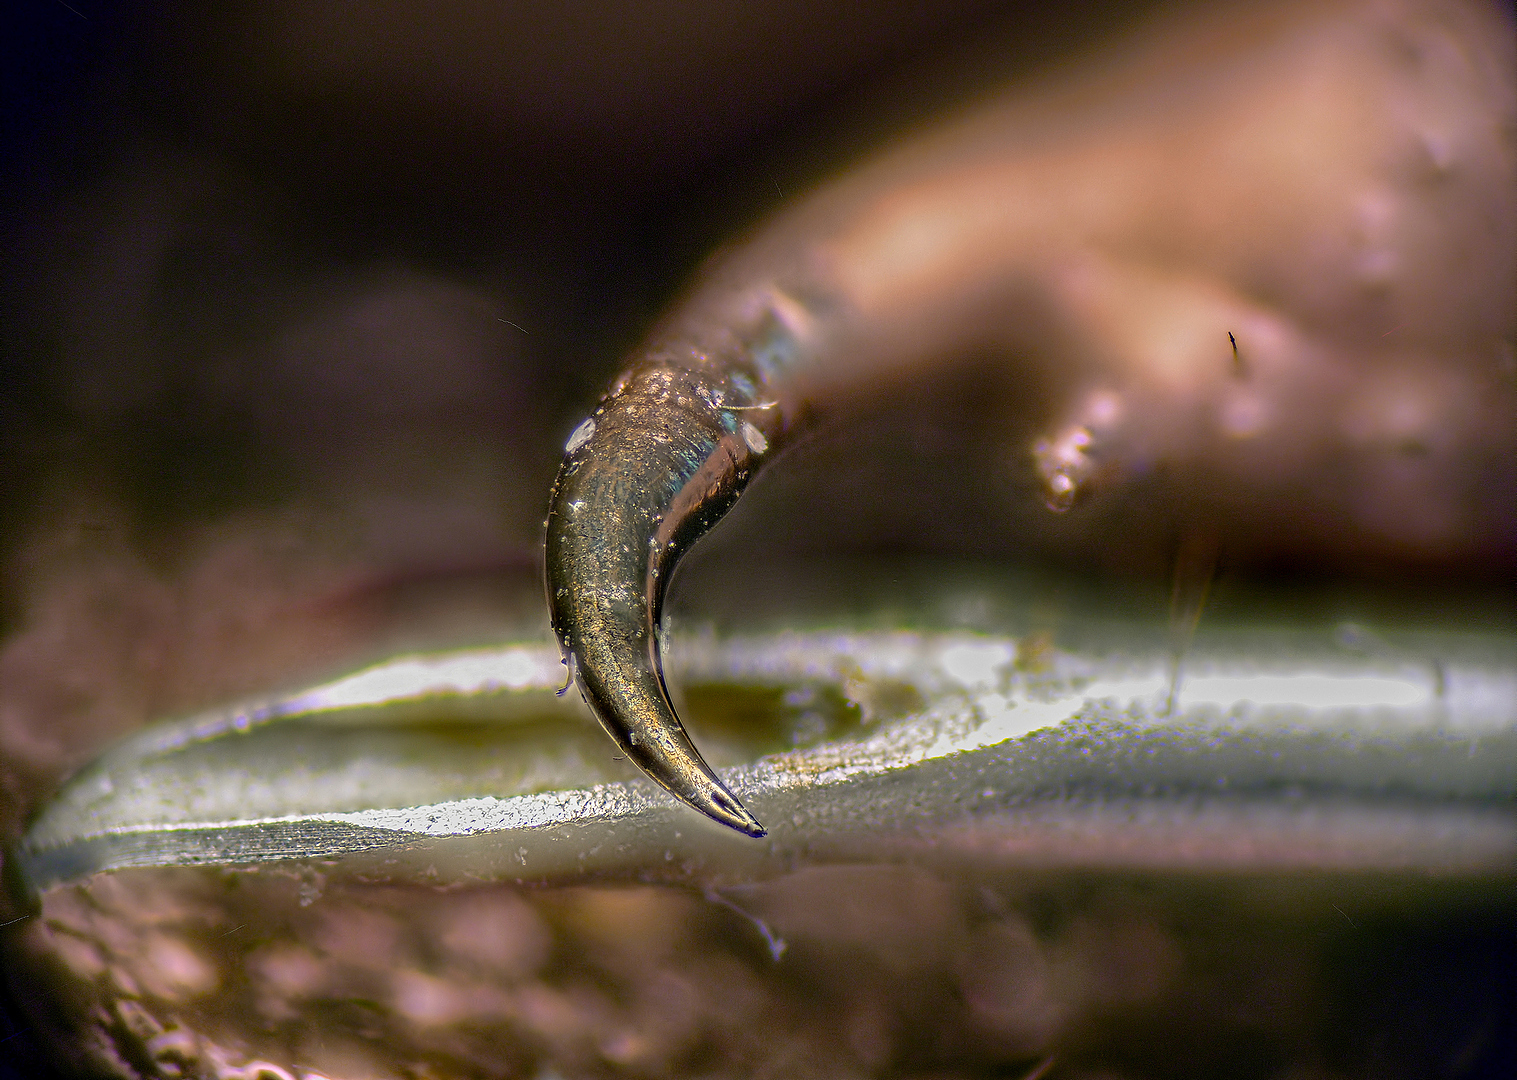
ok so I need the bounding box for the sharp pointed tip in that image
[702,785,767,838]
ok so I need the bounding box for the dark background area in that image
[2,0,1152,611]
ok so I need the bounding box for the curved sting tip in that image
[545,366,774,838]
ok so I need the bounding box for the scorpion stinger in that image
[545,340,794,837]
[542,0,1516,834]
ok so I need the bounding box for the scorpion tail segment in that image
[545,364,778,838]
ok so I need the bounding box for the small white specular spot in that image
[938,641,1013,689]
[741,421,768,454]
[565,417,596,453]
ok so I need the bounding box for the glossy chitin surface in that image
[546,305,804,834]
[544,0,1516,833]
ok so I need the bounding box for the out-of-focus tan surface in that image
[22,861,1500,1080]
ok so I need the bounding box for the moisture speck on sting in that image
[741,421,769,454]
[565,418,596,453]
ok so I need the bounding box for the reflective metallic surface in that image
[546,361,787,836]
[6,572,1516,1078]
[14,611,1517,889]
[543,0,1516,832]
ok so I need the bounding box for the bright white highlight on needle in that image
[299,649,563,712]
[741,421,768,454]
[565,417,596,453]
[1179,674,1431,711]
[937,641,1013,688]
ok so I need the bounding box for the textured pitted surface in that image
[16,616,1516,887]
[8,826,1515,1078]
[9,575,1516,1080]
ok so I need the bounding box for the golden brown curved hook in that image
[545,0,1515,835]
[545,322,799,835]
